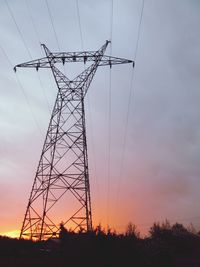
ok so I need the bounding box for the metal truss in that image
[15,41,134,240]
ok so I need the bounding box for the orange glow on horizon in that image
[1,230,20,239]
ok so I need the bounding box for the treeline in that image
[0,221,200,266]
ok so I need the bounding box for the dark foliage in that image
[0,221,200,267]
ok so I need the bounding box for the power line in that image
[133,0,145,60]
[107,68,112,226]
[25,0,51,114]
[5,0,32,60]
[6,0,51,116]
[0,44,13,67]
[25,0,41,43]
[45,0,68,76]
[36,72,52,113]
[106,0,114,227]
[75,0,99,199]
[45,0,61,51]
[0,44,43,136]
[15,73,43,136]
[115,0,145,214]
[76,0,84,50]
[110,0,113,54]
[4,0,44,135]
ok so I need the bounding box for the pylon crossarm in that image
[14,41,133,72]
[99,55,134,67]
[14,54,134,72]
[74,54,134,96]
[48,40,110,63]
[45,40,109,65]
[49,51,104,64]
[14,57,51,71]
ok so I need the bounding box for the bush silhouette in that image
[0,220,200,267]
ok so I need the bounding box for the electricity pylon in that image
[15,41,134,240]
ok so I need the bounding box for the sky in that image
[0,0,200,237]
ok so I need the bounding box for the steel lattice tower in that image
[14,41,133,240]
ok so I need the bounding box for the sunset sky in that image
[0,0,200,238]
